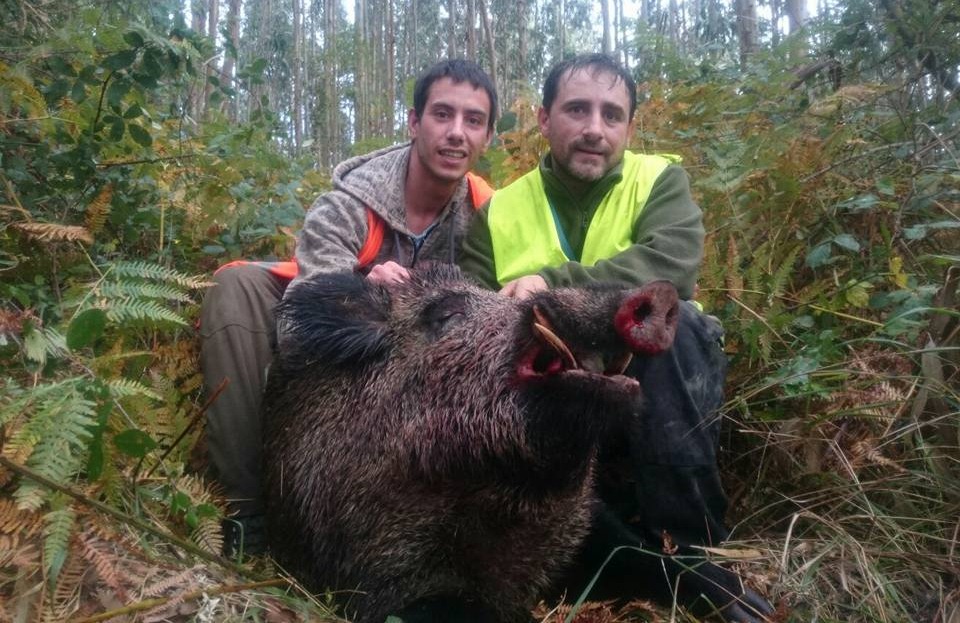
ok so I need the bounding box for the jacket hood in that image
[332,142,469,236]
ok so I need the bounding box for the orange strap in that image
[466,171,495,208]
[212,259,295,280]
[356,207,385,269]
[356,172,494,270]
[216,172,495,276]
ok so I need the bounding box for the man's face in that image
[409,77,493,184]
[538,68,635,183]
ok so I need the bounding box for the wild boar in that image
[262,265,679,623]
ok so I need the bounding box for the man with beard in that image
[460,53,774,623]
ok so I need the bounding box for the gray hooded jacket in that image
[291,142,477,290]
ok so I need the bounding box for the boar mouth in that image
[515,305,638,391]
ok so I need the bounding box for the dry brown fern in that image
[84,184,113,236]
[0,497,43,537]
[78,527,130,602]
[12,222,94,245]
[0,532,39,570]
[42,542,86,623]
[534,598,665,622]
[794,346,915,475]
[141,564,206,598]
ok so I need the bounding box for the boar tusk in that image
[532,306,578,370]
[606,351,634,376]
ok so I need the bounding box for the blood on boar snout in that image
[262,265,679,623]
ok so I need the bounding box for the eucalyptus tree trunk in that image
[667,0,679,48]
[517,0,528,86]
[616,0,627,65]
[770,0,781,46]
[190,0,206,123]
[736,0,759,69]
[355,0,367,141]
[466,0,477,59]
[706,0,720,59]
[557,0,565,60]
[786,0,805,33]
[203,0,220,120]
[220,0,241,120]
[292,0,303,150]
[448,0,458,57]
[411,0,419,73]
[324,0,340,169]
[385,0,395,138]
[601,0,613,55]
[478,0,498,91]
[785,0,807,61]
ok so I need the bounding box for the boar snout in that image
[615,280,680,356]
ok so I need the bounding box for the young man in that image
[200,59,496,555]
[460,54,774,623]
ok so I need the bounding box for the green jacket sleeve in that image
[539,165,703,299]
[458,198,499,290]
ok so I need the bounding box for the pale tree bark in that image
[667,0,679,48]
[600,0,613,55]
[785,0,807,61]
[557,0,565,60]
[689,0,701,49]
[412,0,419,73]
[616,0,627,65]
[324,0,340,169]
[292,0,303,150]
[385,0,395,137]
[466,0,477,59]
[786,0,805,33]
[203,0,220,120]
[448,0,457,57]
[706,0,720,58]
[770,0,781,46]
[355,0,367,141]
[190,0,206,122]
[517,0,529,86]
[305,0,317,146]
[220,0,241,120]
[736,0,759,69]
[477,0,498,91]
[371,3,383,135]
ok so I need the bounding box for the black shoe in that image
[222,514,267,558]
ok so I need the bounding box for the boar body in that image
[263,266,678,623]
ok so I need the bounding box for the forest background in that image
[1,0,958,621]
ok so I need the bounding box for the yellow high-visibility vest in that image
[488,151,679,285]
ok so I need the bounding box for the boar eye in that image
[422,294,468,337]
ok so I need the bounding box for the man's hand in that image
[366,261,411,285]
[500,275,548,299]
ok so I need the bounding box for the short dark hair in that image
[542,53,637,119]
[412,59,498,132]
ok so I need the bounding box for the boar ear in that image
[276,273,391,368]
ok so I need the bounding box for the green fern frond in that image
[24,326,68,366]
[42,496,76,588]
[105,378,162,402]
[0,379,76,427]
[96,281,195,304]
[13,385,96,511]
[769,244,803,301]
[111,261,212,290]
[104,299,188,326]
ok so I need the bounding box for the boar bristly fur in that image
[263,265,679,623]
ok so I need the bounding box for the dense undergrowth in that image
[2,5,958,623]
